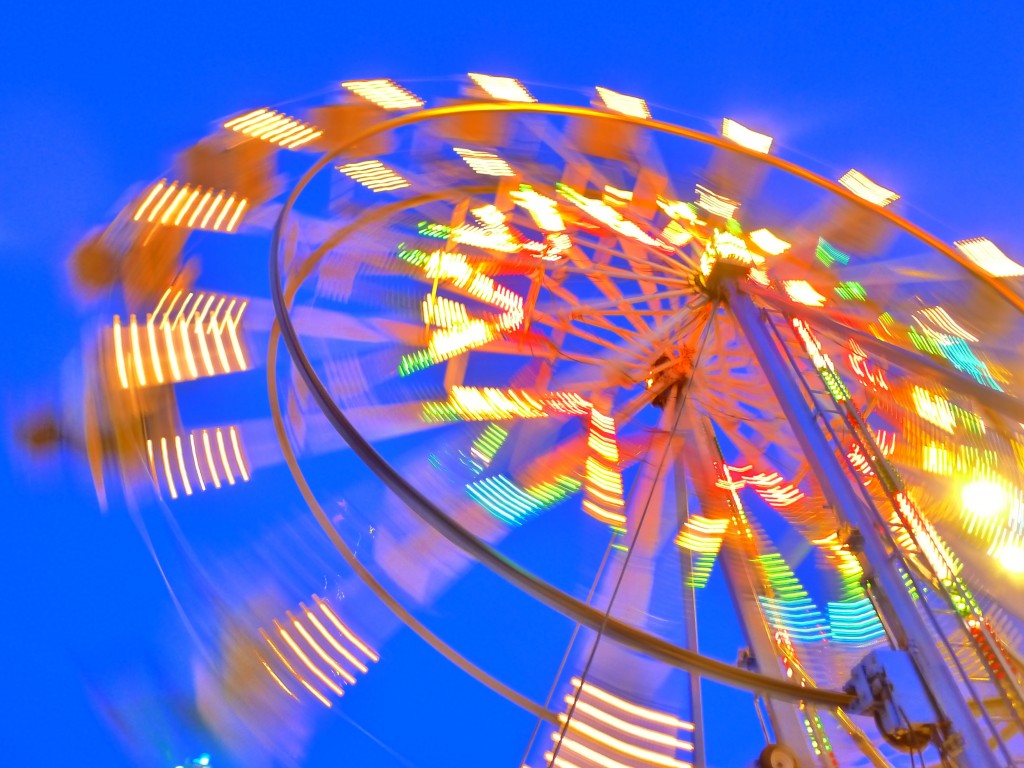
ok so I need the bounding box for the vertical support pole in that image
[726,281,998,768]
[674,451,706,768]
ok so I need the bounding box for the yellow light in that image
[595,86,650,119]
[721,118,773,153]
[174,435,193,496]
[555,716,694,767]
[962,479,1010,519]
[315,596,380,661]
[202,430,222,488]
[287,613,357,684]
[112,315,129,389]
[303,606,370,673]
[695,185,738,218]
[562,698,694,752]
[571,678,694,730]
[224,108,323,148]
[838,170,899,207]
[259,628,332,707]
[274,620,344,697]
[468,73,535,102]
[995,543,1024,574]
[510,186,565,232]
[132,181,248,231]
[216,428,236,485]
[954,238,1024,278]
[749,228,790,255]
[341,79,423,110]
[783,280,827,307]
[337,160,410,192]
[454,147,515,177]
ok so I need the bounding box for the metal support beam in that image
[726,281,999,768]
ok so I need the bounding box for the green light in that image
[834,281,866,301]
[726,218,744,236]
[815,238,850,268]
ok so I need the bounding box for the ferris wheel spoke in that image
[755,286,1024,424]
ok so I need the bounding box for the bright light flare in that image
[961,479,1010,519]
[994,543,1024,574]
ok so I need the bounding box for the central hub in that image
[695,229,764,297]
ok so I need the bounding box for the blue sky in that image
[3,2,1024,765]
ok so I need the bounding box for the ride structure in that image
[29,76,1024,767]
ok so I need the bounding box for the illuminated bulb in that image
[954,238,1024,278]
[961,479,1010,518]
[467,73,536,102]
[837,170,899,207]
[595,86,650,119]
[721,118,773,153]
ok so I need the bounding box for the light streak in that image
[259,628,332,707]
[837,169,899,207]
[303,605,370,673]
[112,315,129,389]
[468,73,536,102]
[288,613,357,684]
[694,185,738,218]
[454,147,515,177]
[783,280,827,307]
[341,79,423,110]
[223,108,323,148]
[132,179,249,231]
[595,86,650,119]
[721,118,773,153]
[173,435,193,496]
[337,160,410,192]
[216,428,235,485]
[954,237,1024,278]
[749,228,790,255]
[315,597,379,662]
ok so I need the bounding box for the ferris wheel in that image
[35,74,1024,767]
